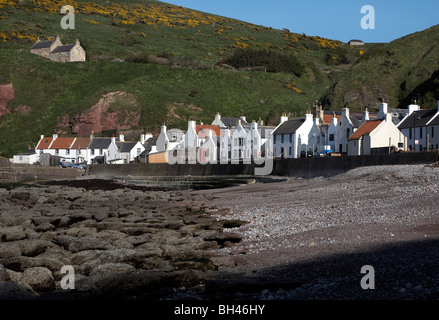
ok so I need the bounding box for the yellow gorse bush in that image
[21,0,223,29]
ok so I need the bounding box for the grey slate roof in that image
[221,117,248,128]
[398,109,438,129]
[116,142,137,153]
[31,40,54,50]
[50,44,75,53]
[273,118,305,135]
[425,110,439,126]
[88,138,112,150]
[140,138,157,156]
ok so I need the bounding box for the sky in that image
[162,0,439,43]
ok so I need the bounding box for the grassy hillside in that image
[320,25,439,112]
[0,0,362,157]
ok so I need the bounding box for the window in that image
[91,149,95,155]
[409,128,412,140]
[290,134,293,142]
[317,136,320,144]
[432,127,435,138]
[420,128,423,139]
[100,149,103,155]
[55,149,59,155]
[289,147,292,156]
[281,135,284,143]
[19,156,23,161]
[171,132,177,141]
[66,149,70,155]
[329,134,334,142]
[76,149,80,155]
[137,148,141,155]
[346,128,350,139]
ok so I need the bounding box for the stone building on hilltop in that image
[30,35,86,62]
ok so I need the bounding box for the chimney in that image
[90,131,94,140]
[119,132,125,142]
[111,135,116,144]
[251,120,258,131]
[280,113,288,124]
[408,99,420,115]
[40,134,44,141]
[52,133,58,140]
[188,118,196,130]
[258,117,264,126]
[140,134,145,145]
[314,114,319,126]
[305,112,313,122]
[319,105,324,122]
[377,98,388,119]
[215,112,221,122]
[240,116,246,123]
[363,107,370,122]
[341,108,349,119]
[75,39,80,46]
[161,124,167,134]
[331,115,338,126]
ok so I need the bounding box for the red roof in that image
[48,137,76,149]
[36,137,53,150]
[196,125,221,138]
[71,137,90,149]
[349,120,383,140]
[323,114,341,124]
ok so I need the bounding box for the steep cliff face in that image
[0,83,14,118]
[56,91,142,136]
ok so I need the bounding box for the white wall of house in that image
[156,125,170,153]
[220,129,231,163]
[308,118,324,155]
[199,129,217,164]
[244,122,262,161]
[231,121,247,161]
[335,108,355,154]
[184,120,198,149]
[12,154,37,164]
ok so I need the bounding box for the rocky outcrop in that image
[56,91,142,136]
[0,180,242,299]
[0,83,14,118]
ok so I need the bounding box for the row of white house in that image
[12,99,439,165]
[12,133,152,165]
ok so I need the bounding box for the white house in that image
[88,137,119,164]
[272,112,315,159]
[12,150,37,164]
[334,108,361,154]
[199,129,217,164]
[117,141,145,163]
[230,120,248,162]
[184,119,199,149]
[219,128,231,163]
[348,112,406,156]
[398,101,439,151]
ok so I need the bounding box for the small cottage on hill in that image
[30,35,86,62]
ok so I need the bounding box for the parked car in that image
[319,150,333,157]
